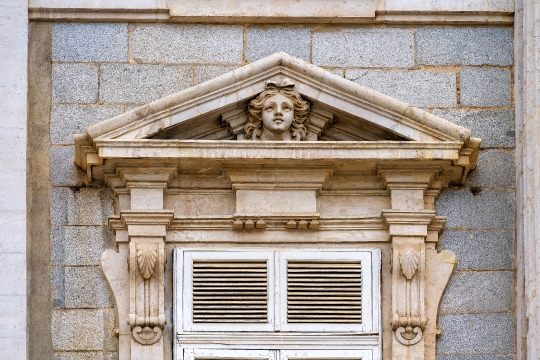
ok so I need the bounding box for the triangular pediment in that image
[78,52,474,145]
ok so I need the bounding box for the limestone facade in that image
[0,0,526,359]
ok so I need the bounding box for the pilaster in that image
[380,168,456,360]
[103,166,177,360]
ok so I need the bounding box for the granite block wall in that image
[47,23,515,359]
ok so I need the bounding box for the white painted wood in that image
[184,348,277,360]
[176,333,380,349]
[278,250,377,333]
[174,249,382,360]
[280,349,378,360]
[176,249,380,334]
[182,250,276,332]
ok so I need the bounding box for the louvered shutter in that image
[287,260,362,323]
[278,251,376,332]
[181,251,275,332]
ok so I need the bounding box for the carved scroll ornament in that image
[129,241,166,345]
[392,248,427,346]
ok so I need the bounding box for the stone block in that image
[439,230,514,270]
[437,314,515,354]
[68,188,114,226]
[51,266,64,308]
[50,146,86,187]
[52,226,108,266]
[51,105,124,145]
[436,190,515,229]
[0,254,25,296]
[50,187,70,226]
[50,187,68,226]
[65,188,105,225]
[346,70,456,107]
[0,127,25,170]
[52,64,98,104]
[195,65,238,85]
[417,27,513,66]
[64,267,113,308]
[100,64,193,104]
[246,27,311,62]
[130,24,243,64]
[460,68,511,107]
[52,309,116,351]
[0,170,26,212]
[325,69,345,77]
[0,295,26,338]
[440,271,514,314]
[313,28,414,68]
[466,150,515,188]
[54,353,106,360]
[434,109,515,148]
[50,187,115,226]
[0,337,25,359]
[54,353,118,360]
[438,357,514,360]
[52,23,128,62]
[0,211,25,253]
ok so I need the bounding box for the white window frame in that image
[182,349,377,360]
[176,248,380,334]
[180,250,276,332]
[277,250,377,333]
[185,349,277,360]
[280,349,377,360]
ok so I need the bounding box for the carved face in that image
[261,93,295,135]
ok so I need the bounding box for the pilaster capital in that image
[109,210,175,242]
[382,210,436,237]
[377,166,441,190]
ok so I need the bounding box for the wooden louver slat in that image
[192,260,268,323]
[287,261,362,323]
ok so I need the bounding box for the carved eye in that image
[282,103,292,111]
[265,104,275,112]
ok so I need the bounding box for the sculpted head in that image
[244,79,310,141]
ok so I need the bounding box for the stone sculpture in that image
[244,79,310,141]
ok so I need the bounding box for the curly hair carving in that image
[244,79,310,141]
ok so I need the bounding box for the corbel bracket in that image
[382,210,434,347]
[128,241,166,345]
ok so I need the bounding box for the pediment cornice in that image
[74,52,480,185]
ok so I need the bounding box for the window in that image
[174,249,381,360]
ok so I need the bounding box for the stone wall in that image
[44,23,515,359]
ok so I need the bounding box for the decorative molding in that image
[176,332,380,348]
[84,52,476,360]
[29,7,513,25]
[400,249,419,280]
[75,53,475,151]
[167,216,386,233]
[129,241,166,345]
[222,108,248,140]
[391,245,427,347]
[137,242,158,279]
